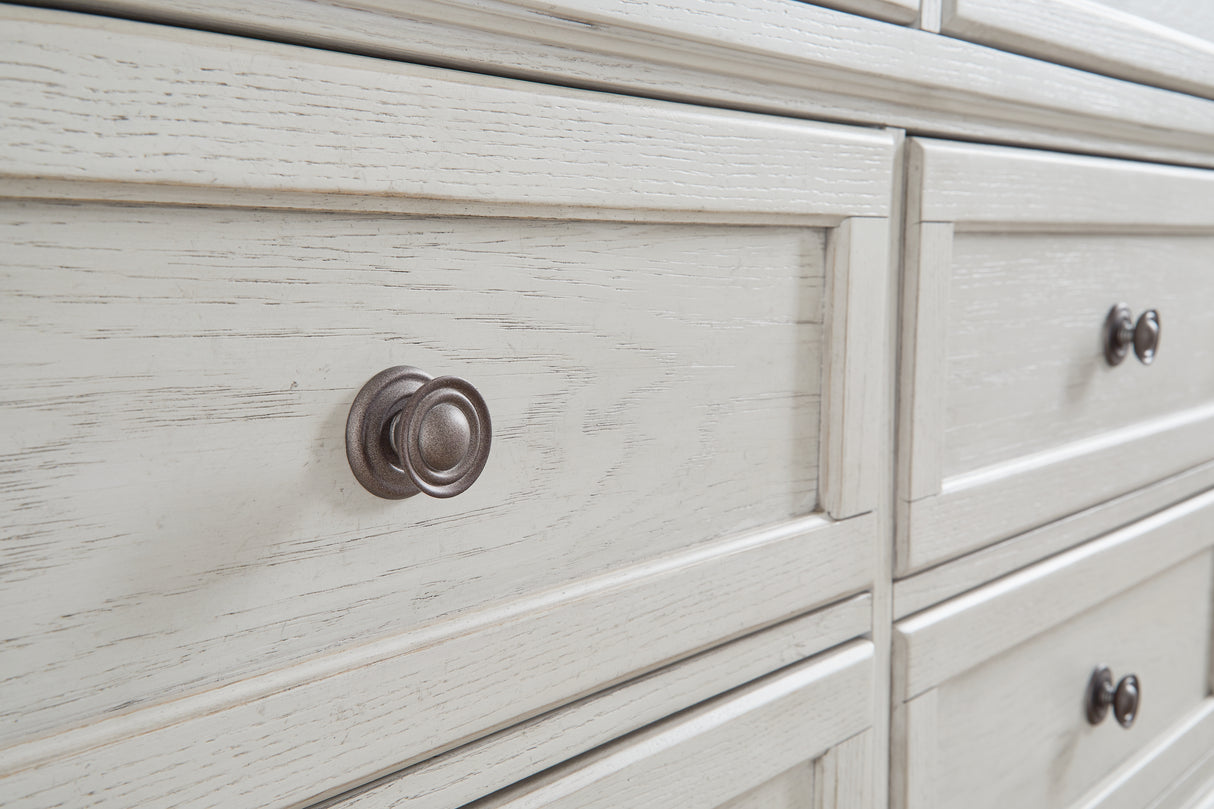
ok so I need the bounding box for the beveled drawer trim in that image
[316,595,870,809]
[0,6,894,223]
[0,514,874,809]
[464,641,874,809]
[893,489,1214,701]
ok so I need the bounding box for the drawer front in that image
[0,7,894,809]
[422,642,874,809]
[941,0,1214,100]
[898,138,1214,573]
[894,491,1214,809]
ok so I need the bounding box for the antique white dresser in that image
[3,1,1214,807]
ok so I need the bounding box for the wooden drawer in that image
[328,640,874,809]
[898,138,1214,574]
[0,7,894,808]
[940,0,1214,100]
[893,490,1214,809]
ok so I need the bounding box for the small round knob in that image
[1086,666,1141,729]
[1104,304,1161,366]
[1133,310,1160,365]
[346,366,491,500]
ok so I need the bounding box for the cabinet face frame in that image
[0,8,895,809]
[896,137,1214,576]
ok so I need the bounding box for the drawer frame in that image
[897,137,1214,575]
[0,7,895,809]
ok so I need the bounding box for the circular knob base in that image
[346,366,432,499]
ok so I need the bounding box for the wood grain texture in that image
[943,0,1214,100]
[898,138,1214,573]
[894,458,1214,617]
[808,0,919,25]
[458,641,874,809]
[822,217,889,519]
[13,0,1214,169]
[1078,701,1214,809]
[911,138,1214,228]
[895,489,1214,700]
[295,596,870,809]
[902,555,1213,809]
[0,6,895,219]
[813,729,873,809]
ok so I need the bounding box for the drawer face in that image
[0,9,894,808]
[898,139,1214,573]
[941,0,1214,100]
[929,555,1211,809]
[1,202,826,742]
[895,491,1214,809]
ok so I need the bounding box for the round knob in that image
[346,366,491,500]
[1086,666,1141,729]
[1104,304,1161,366]
[1133,310,1160,365]
[1113,674,1140,728]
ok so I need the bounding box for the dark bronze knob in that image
[1086,666,1141,729]
[346,366,491,500]
[1104,304,1161,366]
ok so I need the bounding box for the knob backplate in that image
[346,365,432,499]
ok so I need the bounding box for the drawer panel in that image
[894,491,1214,809]
[941,0,1214,100]
[898,138,1214,573]
[435,641,873,809]
[0,8,894,809]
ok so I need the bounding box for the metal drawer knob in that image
[1104,304,1161,366]
[1086,665,1140,729]
[346,365,491,500]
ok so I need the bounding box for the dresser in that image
[2,2,1213,808]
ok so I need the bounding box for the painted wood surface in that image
[455,642,873,809]
[13,0,1214,169]
[812,0,918,25]
[942,0,1214,100]
[0,6,895,221]
[894,458,1214,618]
[293,596,870,809]
[898,138,1214,573]
[899,554,1213,809]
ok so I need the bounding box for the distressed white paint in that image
[942,0,1214,100]
[898,138,1214,573]
[452,642,873,809]
[9,1,1214,168]
[281,596,870,809]
[898,552,1214,809]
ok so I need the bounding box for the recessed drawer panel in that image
[0,8,894,809]
[894,490,1214,809]
[898,138,1214,573]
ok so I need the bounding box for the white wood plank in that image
[716,763,815,809]
[907,556,1213,809]
[895,489,1214,699]
[0,6,895,219]
[0,514,874,809]
[812,0,919,25]
[11,1,1214,169]
[917,0,943,32]
[904,402,1214,573]
[1078,701,1214,809]
[892,690,937,809]
[913,138,1214,228]
[894,458,1214,618]
[287,595,870,809]
[814,729,874,809]
[943,0,1214,100]
[460,641,874,809]
[894,222,950,507]
[822,217,889,519]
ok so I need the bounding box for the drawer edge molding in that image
[317,595,871,809]
[0,513,875,809]
[464,640,875,809]
[0,6,895,220]
[893,489,1214,700]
